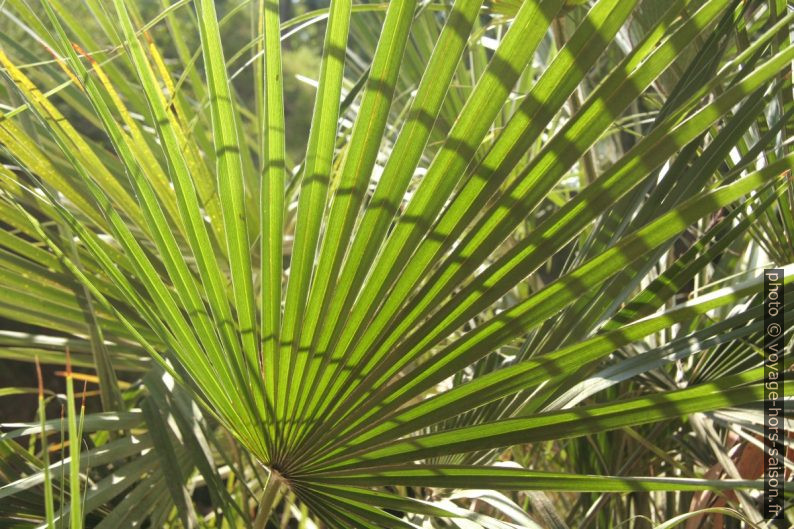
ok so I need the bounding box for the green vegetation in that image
[0,0,791,527]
